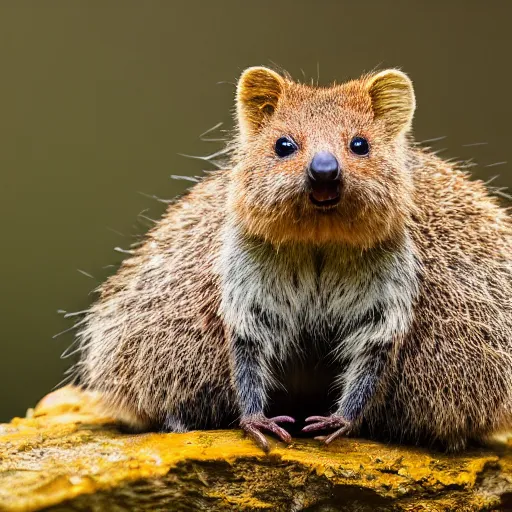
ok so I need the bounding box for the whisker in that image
[114,247,136,255]
[462,142,488,147]
[138,191,174,204]
[77,269,96,280]
[60,341,82,359]
[484,175,500,185]
[177,150,228,170]
[486,161,507,168]
[199,122,223,140]
[52,319,87,339]
[138,213,157,224]
[63,310,89,319]
[493,189,512,200]
[170,174,200,183]
[419,135,447,144]
[179,147,230,161]
[216,80,235,87]
[106,227,125,237]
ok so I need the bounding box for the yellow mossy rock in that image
[1,388,512,511]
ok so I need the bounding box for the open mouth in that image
[309,183,341,208]
[309,194,340,207]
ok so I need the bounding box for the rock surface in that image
[1,387,512,511]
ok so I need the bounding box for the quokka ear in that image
[366,69,416,136]
[236,66,284,140]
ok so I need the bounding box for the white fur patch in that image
[219,223,420,387]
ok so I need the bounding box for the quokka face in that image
[229,67,418,248]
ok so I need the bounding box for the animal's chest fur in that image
[219,226,419,413]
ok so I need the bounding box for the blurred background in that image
[0,1,510,421]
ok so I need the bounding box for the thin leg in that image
[231,332,295,451]
[303,348,387,444]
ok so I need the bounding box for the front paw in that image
[240,414,295,452]
[302,414,352,445]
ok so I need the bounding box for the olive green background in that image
[0,1,510,421]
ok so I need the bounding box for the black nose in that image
[308,151,340,182]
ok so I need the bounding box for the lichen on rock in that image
[0,387,511,511]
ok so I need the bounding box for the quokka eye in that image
[275,136,298,158]
[349,136,370,156]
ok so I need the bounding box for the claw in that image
[243,423,270,451]
[240,414,295,452]
[303,414,352,444]
[268,415,295,424]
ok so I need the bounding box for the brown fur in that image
[376,156,512,449]
[74,67,512,450]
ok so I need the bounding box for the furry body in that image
[75,68,512,450]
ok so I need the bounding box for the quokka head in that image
[228,66,417,248]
